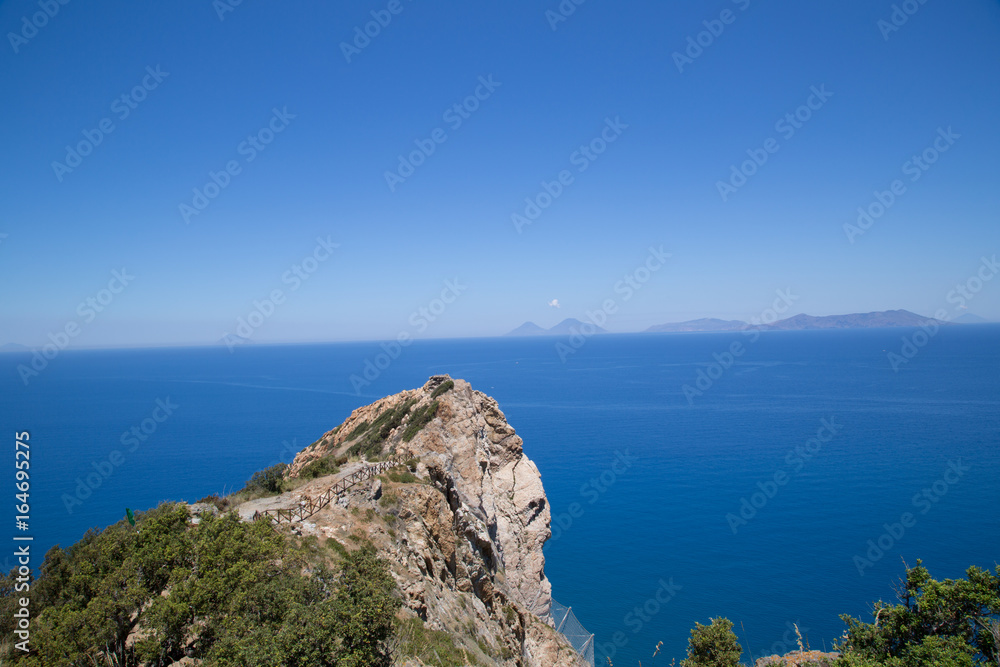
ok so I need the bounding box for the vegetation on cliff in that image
[0,503,400,666]
[668,562,1000,667]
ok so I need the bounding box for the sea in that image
[2,326,999,665]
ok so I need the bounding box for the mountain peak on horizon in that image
[642,309,956,334]
[504,321,547,337]
[764,309,946,330]
[504,318,609,337]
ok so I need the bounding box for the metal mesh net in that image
[550,599,595,666]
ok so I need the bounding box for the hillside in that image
[3,376,586,667]
[281,375,585,666]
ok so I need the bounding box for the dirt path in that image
[235,461,367,521]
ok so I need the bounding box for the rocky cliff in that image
[282,375,587,667]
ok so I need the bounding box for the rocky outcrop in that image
[755,651,840,666]
[284,375,586,667]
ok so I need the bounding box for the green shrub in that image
[379,490,399,508]
[326,537,348,557]
[396,616,483,667]
[241,462,287,496]
[2,504,401,665]
[298,455,340,480]
[430,379,454,399]
[388,468,419,484]
[196,494,229,511]
[348,400,417,458]
[682,617,744,667]
[346,420,370,440]
[835,561,1000,667]
[402,401,439,442]
[503,604,518,626]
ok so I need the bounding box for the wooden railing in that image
[253,460,400,525]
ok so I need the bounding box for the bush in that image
[346,420,370,440]
[348,400,416,458]
[379,490,400,508]
[1,503,401,665]
[430,379,454,399]
[835,561,1000,667]
[402,401,439,442]
[299,455,341,480]
[387,468,419,484]
[326,537,348,557]
[242,462,288,496]
[196,494,230,511]
[682,617,745,667]
[396,616,481,667]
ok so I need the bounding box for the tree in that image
[836,560,1000,667]
[3,501,402,666]
[682,617,745,667]
[243,462,288,495]
[331,545,402,667]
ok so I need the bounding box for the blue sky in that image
[1,0,999,346]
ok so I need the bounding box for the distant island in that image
[504,318,609,337]
[954,312,990,324]
[506,309,975,337]
[753,309,950,331]
[1,311,993,352]
[646,318,748,333]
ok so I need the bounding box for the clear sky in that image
[1,0,999,346]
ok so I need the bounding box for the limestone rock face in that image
[285,375,585,667]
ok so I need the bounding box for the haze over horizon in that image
[2,1,999,348]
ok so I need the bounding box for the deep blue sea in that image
[3,326,999,665]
